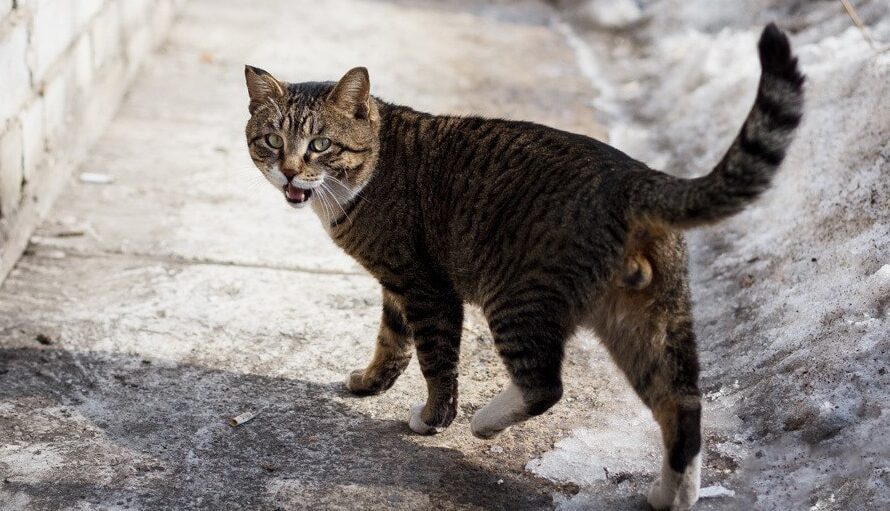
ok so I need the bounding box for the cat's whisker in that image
[325,174,372,210]
[324,175,355,198]
[313,185,328,217]
[323,189,338,222]
[315,185,335,221]
[324,174,355,193]
[320,182,348,223]
[320,189,335,221]
[326,183,349,218]
[329,181,358,217]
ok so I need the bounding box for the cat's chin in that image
[286,199,310,209]
[283,183,314,208]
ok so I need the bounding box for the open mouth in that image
[283,182,314,205]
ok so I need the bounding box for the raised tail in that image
[629,23,805,228]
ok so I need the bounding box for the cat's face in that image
[244,66,379,212]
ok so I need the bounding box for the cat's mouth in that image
[283,182,314,206]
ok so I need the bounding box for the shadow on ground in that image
[0,347,570,510]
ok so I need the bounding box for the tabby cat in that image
[243,24,804,510]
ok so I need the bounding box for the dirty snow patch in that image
[526,405,660,485]
[581,0,642,29]
[700,485,736,498]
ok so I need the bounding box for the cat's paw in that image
[469,383,528,439]
[469,415,509,439]
[647,455,701,511]
[647,475,676,510]
[407,402,456,435]
[408,403,439,434]
[344,369,380,396]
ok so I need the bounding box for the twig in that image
[839,0,890,52]
[229,410,259,427]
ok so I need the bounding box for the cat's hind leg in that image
[590,232,702,511]
[625,319,701,511]
[346,289,413,396]
[645,308,702,508]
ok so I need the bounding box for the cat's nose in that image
[280,167,298,180]
[281,156,305,181]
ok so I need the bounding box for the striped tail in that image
[629,23,805,228]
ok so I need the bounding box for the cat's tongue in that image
[285,183,312,203]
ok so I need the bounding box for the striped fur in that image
[244,24,804,511]
[627,24,805,228]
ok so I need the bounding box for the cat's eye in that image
[265,134,284,149]
[309,138,331,152]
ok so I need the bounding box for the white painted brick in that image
[1,0,183,282]
[1,0,13,21]
[0,21,30,126]
[18,97,45,181]
[74,0,103,31]
[125,24,152,74]
[42,65,72,151]
[120,0,151,31]
[29,0,77,82]
[73,32,92,91]
[90,3,123,71]
[77,59,128,148]
[0,121,24,217]
[151,0,176,35]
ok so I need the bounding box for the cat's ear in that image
[328,67,371,120]
[245,65,284,114]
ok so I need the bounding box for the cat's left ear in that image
[328,67,371,120]
[245,65,285,114]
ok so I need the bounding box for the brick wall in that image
[0,0,183,282]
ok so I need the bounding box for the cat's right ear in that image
[245,65,284,114]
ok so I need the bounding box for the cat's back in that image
[427,114,646,230]
[385,110,649,300]
[448,114,641,177]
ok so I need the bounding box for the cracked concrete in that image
[0,0,647,509]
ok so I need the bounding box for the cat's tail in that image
[628,23,805,229]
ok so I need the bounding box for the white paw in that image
[408,402,439,435]
[647,455,701,511]
[470,382,527,439]
[647,474,677,510]
[469,412,509,439]
[344,370,358,389]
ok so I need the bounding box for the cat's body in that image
[333,110,641,301]
[244,24,804,510]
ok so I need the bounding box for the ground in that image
[1,0,889,510]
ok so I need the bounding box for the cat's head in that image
[244,66,380,210]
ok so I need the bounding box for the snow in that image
[526,417,659,485]
[533,0,890,508]
[699,485,736,498]
[580,0,642,29]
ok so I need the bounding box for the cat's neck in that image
[309,182,356,233]
[312,101,447,233]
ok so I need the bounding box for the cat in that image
[243,23,804,510]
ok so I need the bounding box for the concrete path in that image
[0,1,656,509]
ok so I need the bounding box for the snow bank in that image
[534,1,890,509]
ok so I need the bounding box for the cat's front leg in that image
[346,288,413,396]
[403,287,463,434]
